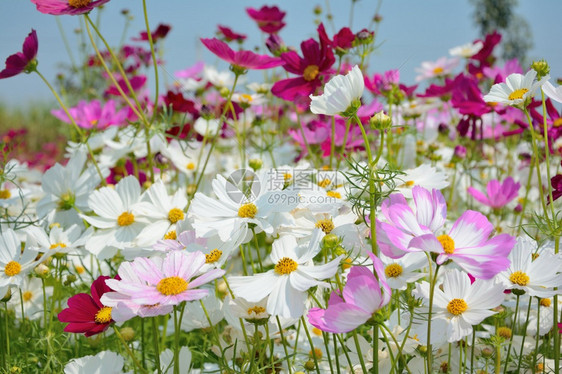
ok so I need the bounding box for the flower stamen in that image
[157,276,188,296]
[437,234,455,254]
[275,257,298,275]
[117,212,135,226]
[385,263,403,278]
[168,208,185,224]
[238,203,257,218]
[94,306,112,324]
[509,270,530,286]
[4,261,21,277]
[508,88,528,101]
[447,298,468,316]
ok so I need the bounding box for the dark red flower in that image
[133,23,171,43]
[317,24,355,52]
[217,25,247,42]
[0,29,38,79]
[58,276,115,337]
[200,38,283,71]
[271,38,335,101]
[246,5,286,34]
[550,172,562,203]
[468,31,502,78]
[105,75,147,96]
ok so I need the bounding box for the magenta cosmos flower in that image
[52,99,128,129]
[201,38,283,72]
[30,0,111,16]
[246,5,286,34]
[217,25,247,42]
[467,177,520,209]
[0,29,38,79]
[308,253,390,333]
[58,276,114,337]
[271,38,335,101]
[105,251,225,308]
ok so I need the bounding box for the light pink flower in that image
[307,253,390,333]
[467,177,520,209]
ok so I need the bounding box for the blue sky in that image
[0,0,560,107]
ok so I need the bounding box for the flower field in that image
[0,1,561,373]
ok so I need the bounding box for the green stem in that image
[503,294,520,374]
[276,316,292,374]
[301,317,321,374]
[516,300,532,373]
[533,298,540,374]
[152,318,162,374]
[113,325,149,374]
[351,329,369,374]
[141,0,160,125]
[34,70,106,186]
[554,237,560,374]
[426,263,440,374]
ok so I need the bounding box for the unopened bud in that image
[248,158,263,171]
[497,326,512,339]
[531,60,550,80]
[304,360,316,371]
[481,346,494,358]
[120,327,135,341]
[370,110,392,130]
[322,234,339,249]
[35,263,49,277]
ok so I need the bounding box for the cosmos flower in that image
[272,37,335,102]
[543,80,562,104]
[415,57,459,82]
[414,269,505,342]
[467,177,520,209]
[246,5,286,34]
[307,253,390,333]
[483,69,549,108]
[229,230,342,318]
[200,38,283,71]
[64,351,125,374]
[0,29,38,79]
[105,251,224,310]
[132,23,171,43]
[217,25,247,42]
[30,0,111,16]
[448,41,483,58]
[58,276,115,337]
[310,65,364,116]
[51,100,129,130]
[0,229,42,292]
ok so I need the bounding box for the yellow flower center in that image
[240,94,254,103]
[205,249,223,264]
[49,242,67,250]
[94,306,112,324]
[326,191,341,199]
[22,291,33,302]
[4,261,21,277]
[303,65,320,81]
[447,298,468,315]
[433,66,444,74]
[342,257,352,270]
[437,234,455,254]
[69,0,92,8]
[247,306,266,316]
[164,230,177,240]
[284,173,292,180]
[275,257,298,275]
[58,192,75,211]
[117,212,135,226]
[540,298,551,307]
[309,347,323,359]
[186,162,196,170]
[439,362,449,373]
[168,208,185,224]
[385,263,403,278]
[312,327,323,336]
[508,88,528,101]
[238,203,257,218]
[497,326,512,339]
[553,118,562,128]
[405,180,415,187]
[0,189,11,199]
[317,178,331,188]
[75,265,85,274]
[536,363,544,373]
[315,219,334,234]
[509,271,530,286]
[156,276,188,296]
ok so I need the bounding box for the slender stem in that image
[276,316,292,374]
[113,326,149,374]
[330,116,336,169]
[516,300,533,373]
[301,317,321,374]
[503,295,520,374]
[152,318,162,374]
[554,237,560,374]
[533,298,540,374]
[351,329,369,374]
[34,70,106,186]
[540,90,557,213]
[173,306,180,374]
[470,326,476,372]
[142,0,160,125]
[426,263,440,374]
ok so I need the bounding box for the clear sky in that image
[0,0,560,107]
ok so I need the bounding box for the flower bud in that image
[531,60,550,80]
[497,326,512,339]
[370,110,392,130]
[322,234,339,249]
[35,263,50,277]
[120,327,135,342]
[481,346,494,358]
[453,145,467,159]
[248,158,263,171]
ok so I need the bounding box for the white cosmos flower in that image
[389,163,449,199]
[483,69,549,108]
[229,229,342,318]
[448,41,483,58]
[193,117,221,136]
[414,268,505,343]
[310,65,364,116]
[0,229,41,291]
[81,176,151,260]
[64,351,127,374]
[26,224,91,256]
[496,236,562,297]
[159,346,192,374]
[379,252,427,290]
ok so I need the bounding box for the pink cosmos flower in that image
[51,99,128,129]
[408,211,515,279]
[467,177,520,209]
[307,253,390,333]
[132,23,171,43]
[217,25,247,42]
[30,0,111,16]
[105,251,225,310]
[0,29,38,79]
[246,5,286,34]
[200,38,283,71]
[415,56,459,82]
